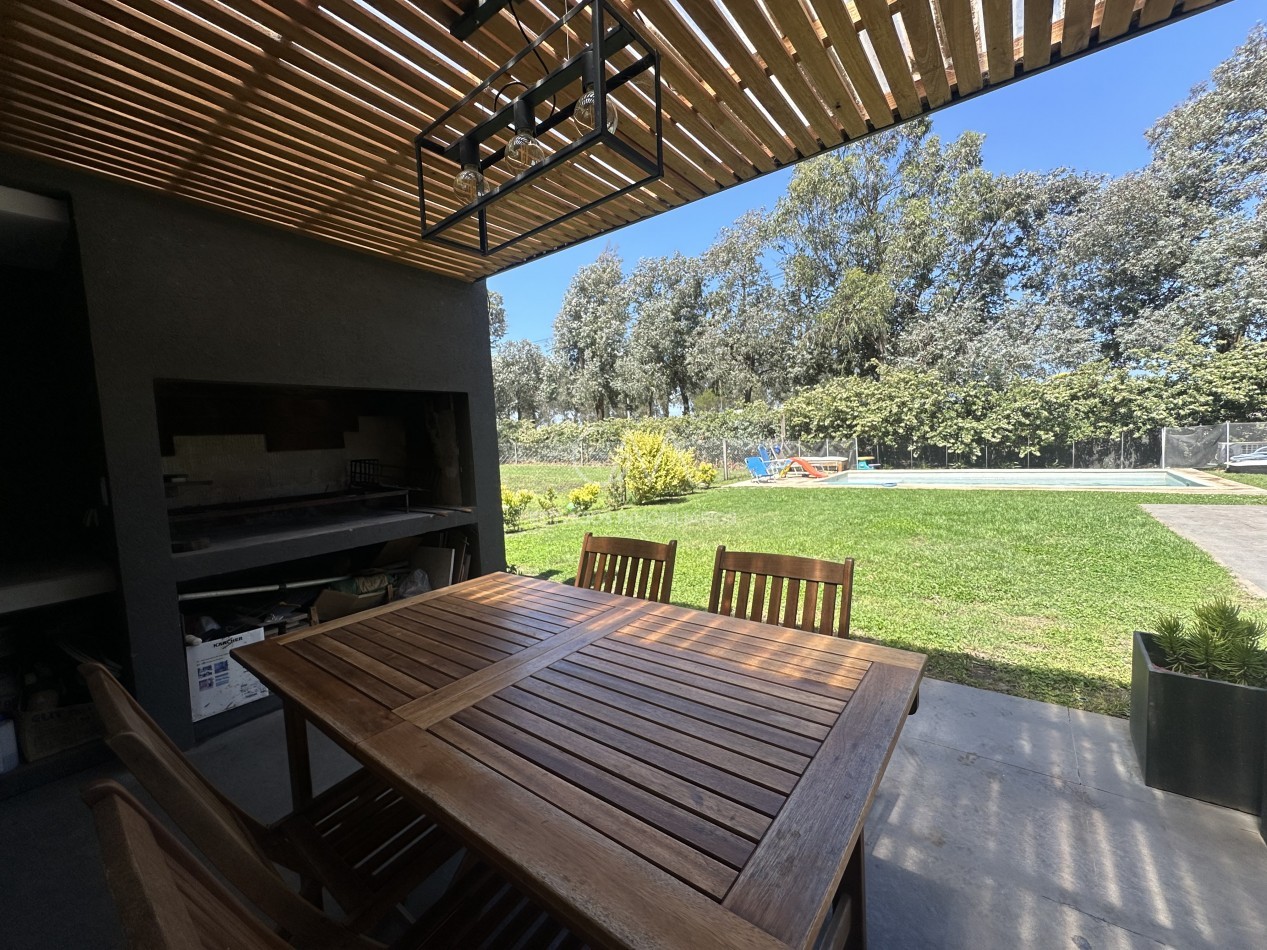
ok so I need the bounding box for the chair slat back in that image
[80,663,353,946]
[575,532,677,603]
[707,546,854,638]
[84,780,291,950]
[80,663,272,858]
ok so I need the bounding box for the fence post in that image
[1120,431,1125,468]
[722,438,728,480]
[1226,421,1232,464]
[1160,428,1167,469]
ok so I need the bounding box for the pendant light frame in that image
[415,0,662,256]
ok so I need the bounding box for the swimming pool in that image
[821,468,1206,489]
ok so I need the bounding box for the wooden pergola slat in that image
[1024,0,1055,70]
[0,0,1233,282]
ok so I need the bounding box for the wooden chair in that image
[84,779,298,950]
[574,532,677,603]
[83,780,581,950]
[707,548,919,713]
[79,661,462,941]
[708,546,854,638]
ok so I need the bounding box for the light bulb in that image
[505,131,545,171]
[453,163,486,204]
[573,87,619,135]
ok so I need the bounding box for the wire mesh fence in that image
[499,433,1166,477]
[497,424,1256,530]
[1162,423,1267,468]
[498,437,859,481]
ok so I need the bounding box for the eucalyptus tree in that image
[1058,27,1267,360]
[491,339,547,421]
[893,298,1097,386]
[692,211,789,406]
[769,119,1074,385]
[1142,26,1267,352]
[486,288,507,347]
[624,252,706,415]
[550,247,629,420]
[1055,170,1197,360]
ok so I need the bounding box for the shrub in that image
[536,487,562,524]
[567,482,602,514]
[610,431,696,505]
[501,488,535,532]
[1153,598,1267,687]
[605,468,627,510]
[693,461,718,488]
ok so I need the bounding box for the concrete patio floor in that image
[1,677,1263,949]
[1143,503,1267,599]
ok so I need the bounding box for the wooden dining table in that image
[233,571,925,950]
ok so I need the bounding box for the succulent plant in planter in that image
[1131,598,1267,816]
[1151,599,1267,687]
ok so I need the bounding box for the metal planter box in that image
[1130,630,1267,814]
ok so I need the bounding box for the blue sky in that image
[489,2,1262,345]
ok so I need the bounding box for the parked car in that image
[1229,446,1267,462]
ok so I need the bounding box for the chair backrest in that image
[857,459,872,470]
[745,456,770,479]
[575,532,677,603]
[79,663,353,946]
[758,446,773,463]
[84,779,292,950]
[707,546,854,638]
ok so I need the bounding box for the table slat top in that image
[235,572,924,949]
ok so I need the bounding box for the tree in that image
[486,288,507,347]
[1147,26,1267,215]
[1055,171,1197,360]
[551,247,628,420]
[769,119,1089,385]
[894,298,1097,385]
[1058,28,1267,360]
[492,339,547,421]
[623,253,705,415]
[692,211,789,405]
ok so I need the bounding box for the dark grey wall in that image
[0,153,504,745]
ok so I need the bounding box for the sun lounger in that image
[745,456,774,482]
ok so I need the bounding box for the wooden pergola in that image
[0,1,1229,283]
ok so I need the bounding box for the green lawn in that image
[502,481,1267,718]
[497,463,611,495]
[1220,471,1267,489]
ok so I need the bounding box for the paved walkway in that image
[1143,504,1267,598]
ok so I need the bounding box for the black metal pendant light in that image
[415,0,662,257]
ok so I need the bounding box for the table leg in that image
[283,698,313,810]
[842,826,867,950]
[815,827,868,950]
[282,699,322,907]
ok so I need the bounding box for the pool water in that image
[821,469,1203,489]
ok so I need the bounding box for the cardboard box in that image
[309,588,389,625]
[186,628,269,722]
[17,703,102,761]
[410,546,455,588]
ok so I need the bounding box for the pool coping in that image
[730,467,1267,495]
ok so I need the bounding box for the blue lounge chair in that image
[745,456,774,482]
[758,446,792,474]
